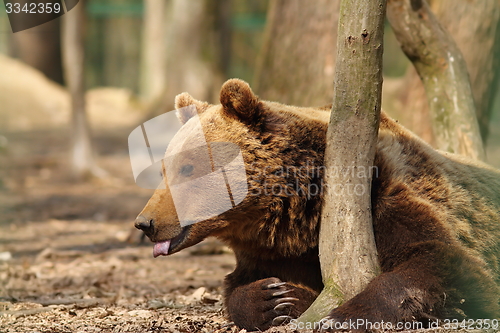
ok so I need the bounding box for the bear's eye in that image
[180,164,194,177]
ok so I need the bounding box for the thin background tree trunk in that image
[396,0,500,148]
[431,0,500,144]
[157,0,222,112]
[388,0,485,160]
[139,0,167,106]
[11,18,63,84]
[62,0,102,179]
[253,0,340,106]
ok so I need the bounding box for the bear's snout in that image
[135,215,154,236]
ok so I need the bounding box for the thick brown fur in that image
[136,79,500,331]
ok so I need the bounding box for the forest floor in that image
[0,126,311,333]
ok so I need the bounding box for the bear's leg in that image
[225,277,318,331]
[324,240,500,331]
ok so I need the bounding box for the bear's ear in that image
[220,79,261,124]
[175,92,210,124]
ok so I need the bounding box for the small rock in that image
[0,252,12,261]
[201,294,219,304]
[148,299,168,309]
[114,230,130,242]
[127,309,153,318]
[183,287,206,304]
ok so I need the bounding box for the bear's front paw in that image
[227,277,302,331]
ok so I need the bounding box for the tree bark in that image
[212,0,232,78]
[429,0,500,144]
[387,0,485,160]
[253,0,340,106]
[101,0,142,92]
[139,0,167,105]
[394,0,500,148]
[298,0,384,324]
[157,0,221,111]
[62,1,103,179]
[10,18,64,84]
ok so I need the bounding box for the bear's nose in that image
[135,215,154,232]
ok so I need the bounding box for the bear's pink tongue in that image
[153,240,171,258]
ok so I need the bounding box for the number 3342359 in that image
[5,2,62,14]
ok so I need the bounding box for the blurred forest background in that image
[0,1,500,331]
[1,0,499,170]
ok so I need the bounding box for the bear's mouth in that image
[153,226,191,258]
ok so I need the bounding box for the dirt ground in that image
[0,126,232,333]
[0,125,322,333]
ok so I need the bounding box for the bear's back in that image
[372,113,500,284]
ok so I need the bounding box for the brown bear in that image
[134,78,500,331]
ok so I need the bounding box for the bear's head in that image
[135,79,328,258]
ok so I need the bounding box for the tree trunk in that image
[387,0,485,161]
[163,0,220,107]
[62,1,103,179]
[395,0,500,148]
[253,0,340,106]
[11,17,63,84]
[139,0,167,105]
[298,0,385,324]
[212,0,232,78]
[429,0,500,144]
[102,1,142,93]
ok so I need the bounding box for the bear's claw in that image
[276,296,299,303]
[265,282,287,289]
[272,289,294,297]
[274,302,295,311]
[272,315,292,326]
